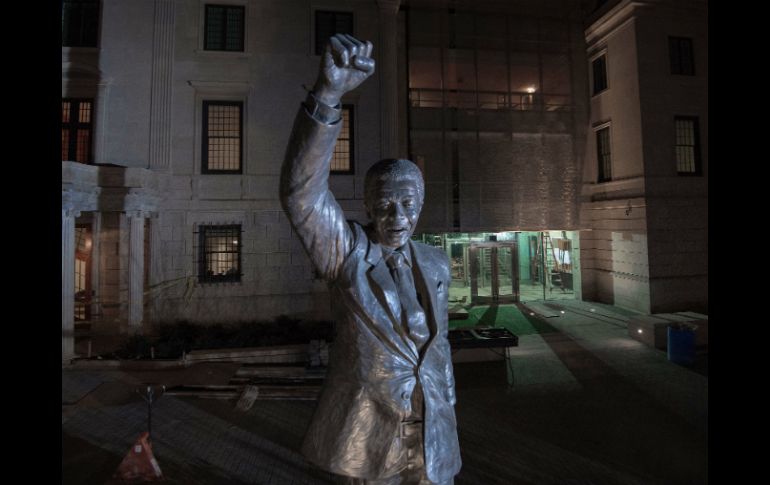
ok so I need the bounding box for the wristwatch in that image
[305,92,342,124]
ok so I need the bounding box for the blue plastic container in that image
[667,326,696,365]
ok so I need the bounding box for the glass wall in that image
[414,230,579,306]
[406,6,585,234]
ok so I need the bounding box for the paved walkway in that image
[62,300,707,484]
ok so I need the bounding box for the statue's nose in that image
[390,203,407,221]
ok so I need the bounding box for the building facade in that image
[580,0,707,313]
[61,0,707,361]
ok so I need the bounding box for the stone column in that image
[377,0,401,159]
[90,212,101,320]
[62,208,80,363]
[127,212,146,330]
[147,213,162,322]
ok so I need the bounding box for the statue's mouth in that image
[387,227,408,236]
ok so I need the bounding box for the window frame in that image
[203,3,246,52]
[591,52,608,96]
[669,36,695,76]
[198,224,243,284]
[313,9,354,56]
[595,124,612,183]
[61,0,101,48]
[62,98,95,164]
[330,104,355,175]
[201,100,244,174]
[674,115,702,176]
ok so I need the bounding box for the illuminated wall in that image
[406,2,589,233]
[581,0,707,314]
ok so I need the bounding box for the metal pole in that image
[541,232,546,300]
[137,384,165,443]
[148,386,152,440]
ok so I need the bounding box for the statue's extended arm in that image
[279,35,375,281]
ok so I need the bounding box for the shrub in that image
[108,318,335,359]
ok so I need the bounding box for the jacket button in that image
[401,392,411,401]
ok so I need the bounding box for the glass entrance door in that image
[469,242,519,305]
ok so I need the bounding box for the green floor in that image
[449,304,557,337]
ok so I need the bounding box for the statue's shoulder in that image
[348,220,366,234]
[412,241,450,270]
[347,220,373,253]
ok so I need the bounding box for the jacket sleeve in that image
[279,105,354,282]
[440,261,457,406]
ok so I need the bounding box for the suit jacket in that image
[280,106,461,481]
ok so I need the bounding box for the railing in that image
[409,88,572,112]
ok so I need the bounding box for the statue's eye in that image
[403,199,415,208]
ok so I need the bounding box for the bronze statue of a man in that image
[280,34,461,484]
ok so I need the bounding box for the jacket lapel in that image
[410,241,440,351]
[365,240,419,363]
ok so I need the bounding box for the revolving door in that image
[469,242,519,305]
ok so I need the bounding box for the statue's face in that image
[367,178,423,250]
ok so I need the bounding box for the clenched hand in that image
[313,34,375,106]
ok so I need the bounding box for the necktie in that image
[387,251,430,352]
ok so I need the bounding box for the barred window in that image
[199,225,242,283]
[315,11,354,55]
[331,105,354,174]
[596,126,612,183]
[62,99,94,163]
[62,0,100,47]
[675,116,701,175]
[204,4,245,51]
[669,37,694,76]
[592,54,608,95]
[202,101,243,173]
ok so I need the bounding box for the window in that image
[199,225,242,283]
[62,99,94,163]
[331,105,354,174]
[596,126,611,182]
[62,0,100,47]
[74,225,92,321]
[592,54,608,95]
[669,37,694,75]
[315,11,353,55]
[202,101,243,173]
[675,116,701,175]
[204,4,245,51]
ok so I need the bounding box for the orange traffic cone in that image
[112,432,163,482]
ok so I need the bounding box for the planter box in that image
[627,315,671,350]
[628,312,708,350]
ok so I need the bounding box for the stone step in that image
[233,364,327,379]
[165,384,322,401]
[184,344,308,364]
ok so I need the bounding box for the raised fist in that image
[313,34,375,107]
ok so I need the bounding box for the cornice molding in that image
[585,0,645,48]
[62,187,99,213]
